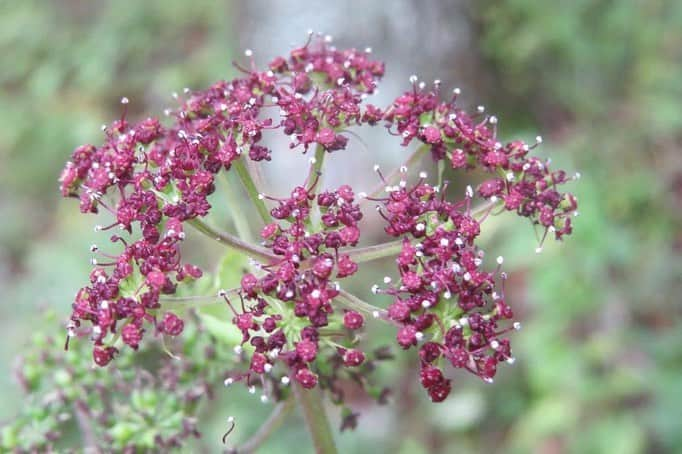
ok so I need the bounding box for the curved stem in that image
[233,158,272,224]
[345,239,403,263]
[230,397,295,453]
[293,384,338,454]
[187,218,276,263]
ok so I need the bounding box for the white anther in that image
[443,291,452,299]
[418,81,426,90]
[490,195,498,203]
[463,272,471,281]
[269,349,280,359]
[365,47,372,53]
[513,322,522,330]
[285,290,294,298]
[409,75,418,84]
[248,386,256,394]
[497,256,504,265]
[373,164,380,172]
[337,77,345,86]
[90,258,98,266]
[223,378,234,387]
[452,263,461,273]
[449,113,457,121]
[535,247,543,254]
[506,172,515,182]
[281,376,290,385]
[94,225,102,232]
[489,116,498,124]
[490,340,500,350]
[372,310,380,319]
[308,157,317,165]
[434,79,441,86]
[100,300,109,309]
[459,317,468,326]
[453,87,461,95]
[311,289,321,299]
[415,223,425,232]
[233,345,243,355]
[574,172,581,180]
[90,244,98,252]
[172,91,179,99]
[466,185,474,198]
[506,357,516,364]
[492,292,500,300]
[399,180,407,188]
[227,416,235,423]
[484,377,494,384]
[419,171,428,179]
[455,238,463,246]
[218,289,227,297]
[371,284,380,294]
[415,332,424,341]
[421,300,431,308]
[260,394,269,403]
[324,34,333,43]
[121,97,129,104]
[535,135,543,144]
[383,276,392,284]
[400,165,408,173]
[474,258,482,266]
[244,49,253,57]
[264,363,273,373]
[477,105,485,113]
[440,238,449,247]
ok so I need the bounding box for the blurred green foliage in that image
[1,0,681,452]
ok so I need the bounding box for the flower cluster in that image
[370,177,517,401]
[59,34,578,406]
[383,81,579,242]
[227,182,367,393]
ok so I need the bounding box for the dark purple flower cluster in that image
[370,178,517,401]
[383,82,579,242]
[59,34,578,404]
[230,183,365,390]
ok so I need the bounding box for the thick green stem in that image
[293,384,338,454]
[308,145,326,189]
[187,218,275,263]
[337,289,388,320]
[233,158,272,224]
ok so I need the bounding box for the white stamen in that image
[513,322,522,330]
[415,223,425,232]
[121,97,129,104]
[281,376,290,385]
[372,310,380,319]
[477,105,485,113]
[383,276,392,284]
[233,345,243,355]
[224,378,234,387]
[415,331,424,341]
[248,386,256,394]
[489,116,498,124]
[496,256,504,265]
[264,363,273,373]
[453,87,461,95]
[421,300,431,308]
[409,75,418,84]
[536,135,543,144]
[260,394,269,403]
[466,185,474,198]
[244,49,253,57]
[419,171,427,179]
[535,247,543,254]
[371,284,380,294]
[506,357,516,364]
[490,340,500,350]
[440,238,449,247]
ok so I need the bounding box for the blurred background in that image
[1,0,681,452]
